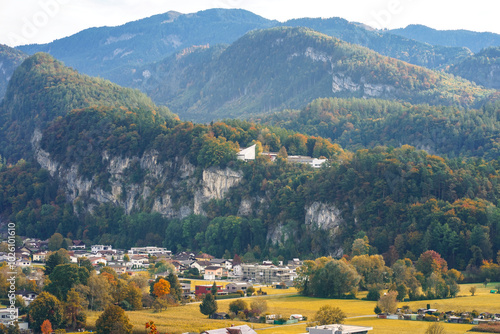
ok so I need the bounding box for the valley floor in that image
[84,283,499,334]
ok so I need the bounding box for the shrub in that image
[229,299,248,314]
[423,314,439,322]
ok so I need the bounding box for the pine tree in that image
[199,293,218,318]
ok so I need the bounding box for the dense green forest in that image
[0,53,178,163]
[258,97,500,160]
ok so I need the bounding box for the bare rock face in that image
[305,202,344,256]
[33,130,243,217]
[194,168,243,214]
[305,202,341,230]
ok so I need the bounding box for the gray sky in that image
[1,0,499,47]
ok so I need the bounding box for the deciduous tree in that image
[95,304,133,334]
[28,292,63,333]
[312,305,346,325]
[153,279,170,298]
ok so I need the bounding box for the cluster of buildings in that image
[1,237,303,285]
[378,307,500,325]
[237,144,328,168]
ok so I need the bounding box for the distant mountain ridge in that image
[17,9,277,77]
[117,27,495,122]
[389,24,500,53]
[16,8,488,81]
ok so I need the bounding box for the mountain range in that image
[17,9,475,75]
[116,26,495,122]
[389,24,500,53]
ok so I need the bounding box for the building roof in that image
[202,325,257,334]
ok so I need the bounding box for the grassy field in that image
[85,282,500,334]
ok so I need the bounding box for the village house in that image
[129,255,149,268]
[210,258,233,270]
[89,257,107,266]
[16,290,38,306]
[69,240,86,250]
[195,253,215,262]
[195,284,223,296]
[129,246,171,256]
[91,245,113,253]
[225,282,252,294]
[32,251,48,262]
[203,266,226,280]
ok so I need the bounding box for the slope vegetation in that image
[128,27,495,122]
[0,53,178,163]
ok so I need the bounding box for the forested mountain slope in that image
[0,53,178,163]
[123,27,495,122]
[0,39,499,275]
[0,44,27,100]
[258,97,500,160]
[447,47,500,89]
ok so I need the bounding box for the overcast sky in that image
[1,0,499,47]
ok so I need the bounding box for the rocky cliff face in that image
[33,129,243,218]
[305,201,344,256]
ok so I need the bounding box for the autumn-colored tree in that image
[28,292,63,333]
[145,321,158,334]
[41,320,52,334]
[311,305,346,325]
[153,279,171,298]
[416,250,448,277]
[65,288,86,330]
[95,304,133,334]
[377,291,398,314]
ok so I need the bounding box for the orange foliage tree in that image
[41,320,53,334]
[153,279,171,298]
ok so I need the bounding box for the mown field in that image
[85,282,500,334]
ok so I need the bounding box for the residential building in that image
[241,264,297,284]
[195,253,215,262]
[237,144,256,161]
[16,290,38,306]
[211,258,233,270]
[69,240,86,250]
[202,324,257,334]
[225,282,252,294]
[307,324,373,334]
[195,284,223,296]
[129,246,171,256]
[203,266,226,280]
[91,245,113,253]
[32,251,48,262]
